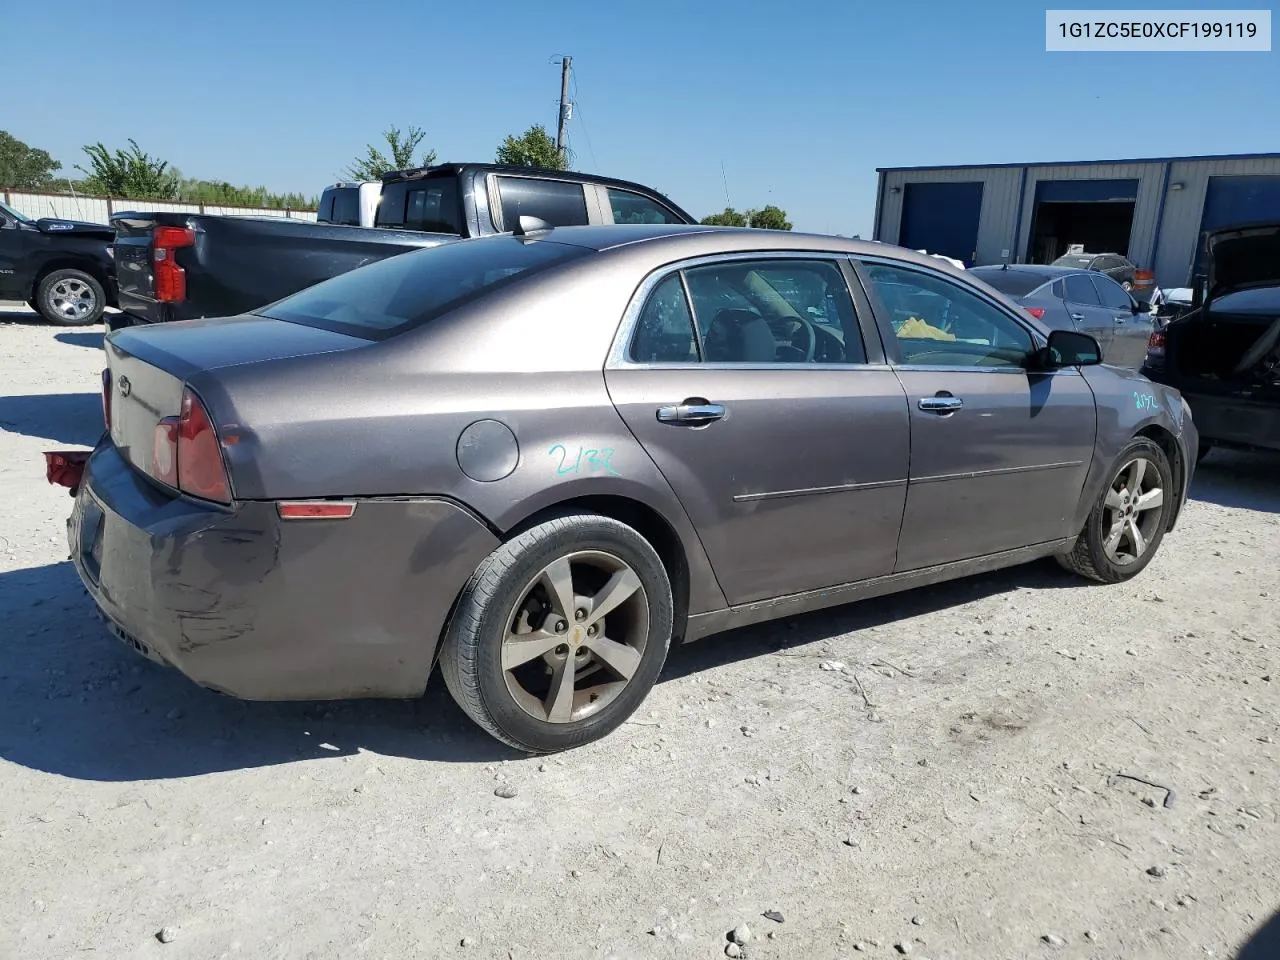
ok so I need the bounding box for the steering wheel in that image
[768,315,817,362]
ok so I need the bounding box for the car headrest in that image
[704,309,776,363]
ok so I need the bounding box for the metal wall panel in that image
[1152,156,1280,286]
[876,166,1022,264]
[1015,162,1165,270]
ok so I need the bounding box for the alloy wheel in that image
[1101,457,1164,565]
[501,550,649,723]
[48,278,97,321]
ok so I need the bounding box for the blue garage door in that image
[899,182,984,266]
[1193,175,1280,275]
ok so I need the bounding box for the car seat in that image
[703,309,777,363]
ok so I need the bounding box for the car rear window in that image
[257,236,592,340]
[1052,255,1094,268]
[969,268,1047,297]
[375,177,463,234]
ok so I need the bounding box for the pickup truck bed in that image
[110,162,695,328]
[111,213,453,327]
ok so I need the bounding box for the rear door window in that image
[1092,274,1134,310]
[495,177,589,228]
[606,187,684,224]
[375,179,462,234]
[1063,274,1101,305]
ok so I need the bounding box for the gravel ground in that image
[1,306,1277,960]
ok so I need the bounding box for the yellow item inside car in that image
[897,316,956,341]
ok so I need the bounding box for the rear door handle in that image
[918,396,963,413]
[656,400,726,425]
[1070,313,1085,321]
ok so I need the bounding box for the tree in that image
[76,139,178,199]
[700,207,748,227]
[700,206,792,229]
[343,125,437,181]
[495,124,566,170]
[0,131,61,189]
[746,205,792,231]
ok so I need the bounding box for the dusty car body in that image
[68,224,1198,752]
[1143,222,1280,459]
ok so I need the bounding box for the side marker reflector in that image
[277,502,357,520]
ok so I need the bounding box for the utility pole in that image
[556,56,572,163]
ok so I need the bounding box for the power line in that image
[569,67,599,173]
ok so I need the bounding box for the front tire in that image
[439,512,674,753]
[35,269,106,326]
[1058,437,1173,583]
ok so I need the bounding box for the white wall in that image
[3,190,316,223]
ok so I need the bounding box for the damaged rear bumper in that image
[68,442,500,700]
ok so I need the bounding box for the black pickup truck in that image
[110,163,694,328]
[0,200,117,325]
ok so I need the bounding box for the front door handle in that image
[656,400,726,425]
[1070,313,1085,321]
[1114,316,1128,324]
[918,396,964,414]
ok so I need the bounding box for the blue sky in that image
[7,1,1277,234]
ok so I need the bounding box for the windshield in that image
[0,201,32,223]
[257,236,593,340]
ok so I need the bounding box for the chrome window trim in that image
[606,249,879,371]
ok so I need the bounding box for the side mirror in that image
[1039,329,1102,368]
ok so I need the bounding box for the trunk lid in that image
[104,316,370,484]
[1203,222,1280,304]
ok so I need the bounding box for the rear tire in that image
[1058,437,1173,584]
[439,512,674,753]
[35,269,105,326]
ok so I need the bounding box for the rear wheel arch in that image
[427,493,695,687]
[503,495,692,644]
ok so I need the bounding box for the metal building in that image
[873,152,1280,287]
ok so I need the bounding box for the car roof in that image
[521,224,962,265]
[970,264,1081,280]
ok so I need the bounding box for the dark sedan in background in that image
[1051,251,1155,300]
[66,224,1196,753]
[970,263,1156,369]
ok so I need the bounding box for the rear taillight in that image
[1145,329,1166,366]
[1134,269,1155,287]
[153,225,195,303]
[150,387,231,503]
[101,368,112,429]
[1025,307,1046,320]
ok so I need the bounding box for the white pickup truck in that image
[316,181,382,227]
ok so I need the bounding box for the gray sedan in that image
[69,224,1198,753]
[969,264,1157,369]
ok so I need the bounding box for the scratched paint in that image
[1132,391,1159,412]
[547,443,620,477]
